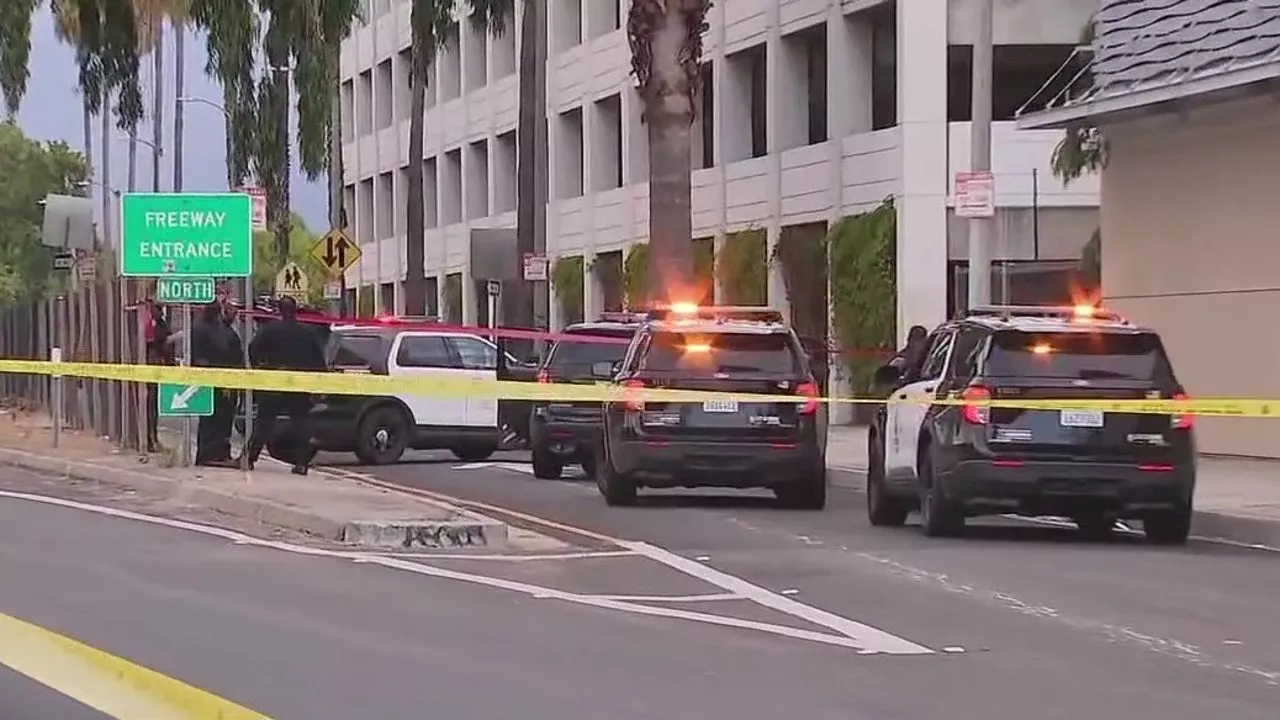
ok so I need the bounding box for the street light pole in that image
[968,0,994,309]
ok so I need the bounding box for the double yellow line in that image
[0,611,268,718]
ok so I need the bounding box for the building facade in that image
[339,0,1101,336]
[1019,0,1280,457]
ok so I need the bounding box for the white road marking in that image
[334,550,639,561]
[625,540,934,656]
[0,490,920,655]
[582,592,741,603]
[453,462,534,475]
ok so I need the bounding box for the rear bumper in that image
[937,457,1195,517]
[610,437,822,489]
[529,412,602,457]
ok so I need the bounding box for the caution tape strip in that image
[2,359,1276,417]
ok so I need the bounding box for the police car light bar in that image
[647,305,785,324]
[597,311,648,323]
[968,304,1126,323]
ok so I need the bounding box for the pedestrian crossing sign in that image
[275,260,309,301]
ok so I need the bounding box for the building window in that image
[440,42,462,101]
[357,70,373,136]
[375,58,392,130]
[556,107,584,198]
[423,157,439,228]
[494,130,517,213]
[870,6,896,130]
[587,0,621,39]
[553,0,583,53]
[466,139,490,220]
[591,95,623,191]
[376,172,393,239]
[492,9,517,78]
[464,16,488,92]
[696,63,714,169]
[442,149,463,225]
[341,80,355,142]
[947,44,1079,121]
[724,44,767,162]
[357,178,374,244]
[394,49,412,120]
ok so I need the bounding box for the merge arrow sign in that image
[170,385,200,410]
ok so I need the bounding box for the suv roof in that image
[957,304,1152,335]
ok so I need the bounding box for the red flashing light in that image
[622,378,647,411]
[961,386,991,425]
[536,368,550,384]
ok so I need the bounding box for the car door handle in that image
[922,385,936,393]
[894,393,907,400]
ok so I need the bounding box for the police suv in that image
[263,317,525,466]
[529,313,646,479]
[866,305,1196,544]
[594,305,827,509]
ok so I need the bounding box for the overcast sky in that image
[17,8,327,232]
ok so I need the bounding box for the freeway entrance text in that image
[120,193,253,277]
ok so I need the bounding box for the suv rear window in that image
[642,331,801,375]
[328,334,382,367]
[545,329,634,373]
[985,331,1173,381]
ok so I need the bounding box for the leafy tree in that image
[251,212,328,304]
[0,122,91,303]
[627,0,712,302]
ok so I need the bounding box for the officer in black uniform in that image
[238,296,326,474]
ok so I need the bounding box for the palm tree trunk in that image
[268,36,292,262]
[643,10,696,301]
[151,17,164,193]
[82,101,93,187]
[404,50,427,315]
[127,134,138,191]
[173,20,184,191]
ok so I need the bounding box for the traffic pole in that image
[967,0,995,308]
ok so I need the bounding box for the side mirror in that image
[873,363,902,387]
[590,361,615,379]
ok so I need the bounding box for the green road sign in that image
[155,277,216,304]
[158,384,214,417]
[120,193,253,277]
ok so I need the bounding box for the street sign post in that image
[309,228,361,277]
[155,277,216,304]
[157,384,214,417]
[119,193,254,276]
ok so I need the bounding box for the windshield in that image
[545,329,634,375]
[643,331,801,375]
[327,333,381,367]
[986,331,1173,381]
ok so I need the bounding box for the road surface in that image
[1,455,1277,719]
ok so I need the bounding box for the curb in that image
[0,448,509,550]
[824,461,1280,548]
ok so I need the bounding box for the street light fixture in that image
[116,135,163,156]
[177,95,230,118]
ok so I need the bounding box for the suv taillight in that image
[622,378,647,411]
[536,368,550,383]
[961,386,991,425]
[1172,392,1193,429]
[796,380,819,415]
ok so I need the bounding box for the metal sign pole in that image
[242,276,254,469]
[181,303,193,465]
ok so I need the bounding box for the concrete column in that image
[896,0,949,343]
[462,265,477,325]
[765,4,790,313]
[584,253,604,319]
[826,0,856,424]
[711,0,728,304]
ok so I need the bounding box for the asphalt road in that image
[326,450,1280,718]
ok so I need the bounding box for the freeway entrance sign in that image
[155,277,216,304]
[120,193,253,277]
[158,384,214,417]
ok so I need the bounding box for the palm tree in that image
[1051,17,1104,186]
[403,1,509,314]
[50,1,97,190]
[626,0,712,303]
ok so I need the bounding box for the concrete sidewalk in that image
[827,424,1280,546]
[0,409,535,551]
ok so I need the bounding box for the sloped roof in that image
[1018,0,1280,129]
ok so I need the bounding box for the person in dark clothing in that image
[192,302,243,466]
[885,325,930,384]
[143,300,173,452]
[238,296,326,474]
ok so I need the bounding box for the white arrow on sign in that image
[170,385,200,409]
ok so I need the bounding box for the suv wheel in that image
[775,461,827,510]
[918,451,964,537]
[354,406,410,465]
[866,431,908,527]
[595,442,637,506]
[1144,504,1192,545]
[532,445,563,480]
[451,443,498,463]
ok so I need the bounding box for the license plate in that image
[1060,409,1104,428]
[702,399,739,413]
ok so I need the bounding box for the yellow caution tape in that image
[1,359,1275,417]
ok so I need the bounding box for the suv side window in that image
[946,327,987,381]
[396,335,455,368]
[918,331,955,381]
[329,334,381,367]
[449,336,498,370]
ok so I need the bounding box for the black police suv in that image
[866,305,1196,544]
[529,314,645,479]
[594,306,827,509]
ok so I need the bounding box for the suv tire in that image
[1144,504,1192,545]
[532,445,563,479]
[595,443,637,506]
[451,444,498,463]
[918,451,964,537]
[354,405,410,465]
[867,432,908,527]
[775,461,827,510]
